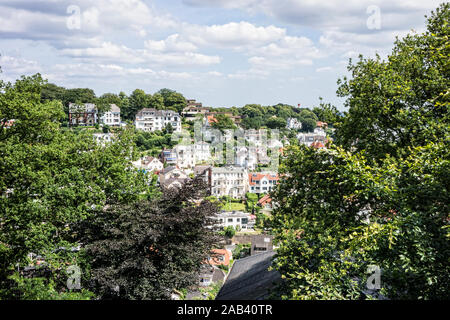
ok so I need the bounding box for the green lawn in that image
[221,202,246,211]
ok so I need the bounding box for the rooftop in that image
[215,250,281,300]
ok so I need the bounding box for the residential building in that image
[213,211,255,230]
[132,156,164,172]
[234,146,258,170]
[99,104,121,127]
[193,141,211,163]
[248,172,279,194]
[135,108,181,132]
[159,166,188,182]
[297,132,326,147]
[193,165,212,187]
[207,249,232,267]
[249,235,274,256]
[199,265,226,287]
[158,166,189,189]
[68,103,98,126]
[181,100,210,120]
[258,194,277,214]
[211,166,248,198]
[174,144,196,169]
[244,129,267,147]
[316,121,328,128]
[160,148,177,165]
[286,117,302,130]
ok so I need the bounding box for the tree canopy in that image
[269,3,450,300]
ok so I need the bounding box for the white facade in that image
[213,211,254,230]
[297,132,326,147]
[248,172,279,194]
[211,166,248,199]
[286,117,302,130]
[132,156,163,172]
[174,142,212,169]
[135,108,181,132]
[100,104,121,127]
[234,146,258,170]
[174,144,196,169]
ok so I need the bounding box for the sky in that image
[0,0,444,110]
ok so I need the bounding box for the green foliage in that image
[75,178,221,299]
[157,88,187,114]
[270,4,450,300]
[232,244,251,260]
[266,117,287,129]
[335,3,449,161]
[134,129,175,153]
[223,226,236,239]
[211,114,236,130]
[0,74,151,299]
[6,273,94,300]
[312,98,342,127]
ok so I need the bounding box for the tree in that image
[269,4,450,300]
[211,114,236,130]
[124,89,150,120]
[75,178,221,299]
[157,88,186,113]
[223,226,236,239]
[335,3,449,161]
[312,98,342,127]
[266,117,287,129]
[149,93,164,110]
[0,74,151,299]
[300,118,316,132]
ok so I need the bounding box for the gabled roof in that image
[215,251,281,300]
[258,194,272,205]
[248,173,279,186]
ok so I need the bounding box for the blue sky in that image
[0,0,443,110]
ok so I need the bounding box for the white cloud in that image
[59,40,220,67]
[0,55,41,76]
[144,34,198,53]
[185,21,286,48]
[315,66,333,73]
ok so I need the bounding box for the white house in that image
[100,104,121,127]
[213,211,255,230]
[174,141,212,169]
[211,166,248,199]
[194,141,211,163]
[174,144,196,169]
[234,146,258,170]
[286,117,302,130]
[248,172,279,194]
[132,156,164,172]
[135,108,181,132]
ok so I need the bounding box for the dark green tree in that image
[76,178,221,299]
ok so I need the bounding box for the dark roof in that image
[215,250,281,300]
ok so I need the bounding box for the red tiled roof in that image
[208,249,231,266]
[207,115,218,124]
[248,173,279,186]
[311,141,325,149]
[258,194,272,205]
